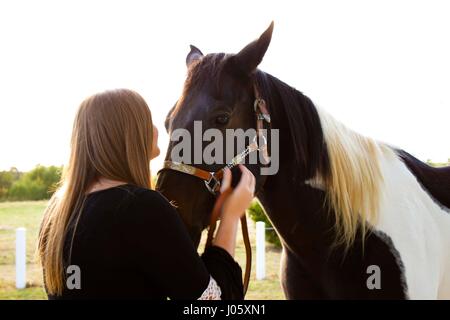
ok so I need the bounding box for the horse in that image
[156,22,450,299]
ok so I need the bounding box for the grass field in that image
[0,200,284,300]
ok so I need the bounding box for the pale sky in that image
[0,0,449,173]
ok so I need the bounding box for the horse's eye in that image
[215,114,230,125]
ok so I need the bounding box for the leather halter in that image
[160,87,270,194]
[158,84,271,297]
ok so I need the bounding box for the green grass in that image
[0,201,48,300]
[0,200,284,300]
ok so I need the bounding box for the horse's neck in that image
[256,86,331,248]
[257,167,336,251]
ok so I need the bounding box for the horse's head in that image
[156,22,274,247]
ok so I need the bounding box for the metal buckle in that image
[205,173,221,195]
[254,98,265,111]
[254,132,268,149]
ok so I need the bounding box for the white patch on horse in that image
[374,151,450,299]
[312,104,450,299]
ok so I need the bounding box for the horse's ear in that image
[232,21,274,75]
[186,45,204,67]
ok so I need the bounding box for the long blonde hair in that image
[315,108,393,249]
[38,89,154,295]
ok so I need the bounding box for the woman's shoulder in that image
[122,184,171,207]
[85,184,174,219]
[110,184,176,221]
[89,183,167,202]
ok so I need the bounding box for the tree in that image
[0,167,22,200]
[427,159,450,168]
[8,165,62,201]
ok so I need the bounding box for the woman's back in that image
[50,184,211,300]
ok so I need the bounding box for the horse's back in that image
[397,150,450,210]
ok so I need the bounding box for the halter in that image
[160,86,270,195]
[157,84,271,297]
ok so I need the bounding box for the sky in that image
[0,0,449,173]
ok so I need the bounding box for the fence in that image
[15,227,26,289]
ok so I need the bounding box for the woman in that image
[37,89,255,300]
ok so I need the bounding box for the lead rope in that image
[205,187,252,298]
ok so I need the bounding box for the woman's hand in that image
[220,165,255,220]
[212,165,255,257]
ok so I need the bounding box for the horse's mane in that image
[255,71,330,181]
[255,70,394,248]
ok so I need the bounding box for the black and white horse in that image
[156,22,450,299]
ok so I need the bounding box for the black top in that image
[48,184,243,300]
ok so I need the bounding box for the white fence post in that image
[256,221,266,280]
[15,227,26,289]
